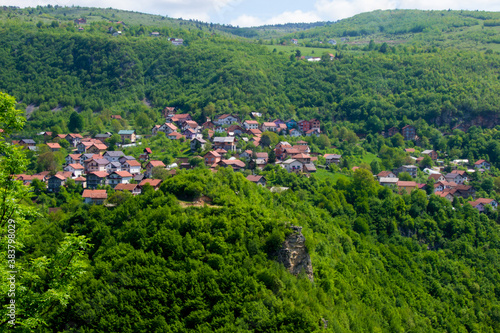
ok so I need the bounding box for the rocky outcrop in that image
[275,225,314,281]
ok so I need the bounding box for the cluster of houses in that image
[11,108,497,212]
[13,130,170,204]
[153,108,322,144]
[373,148,496,212]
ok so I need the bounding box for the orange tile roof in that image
[82,189,107,199]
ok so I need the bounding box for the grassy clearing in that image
[314,169,352,183]
[264,44,337,57]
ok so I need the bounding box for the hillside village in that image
[11,107,499,212]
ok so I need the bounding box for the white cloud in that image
[231,10,322,27]
[230,14,264,27]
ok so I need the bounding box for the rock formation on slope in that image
[275,225,314,281]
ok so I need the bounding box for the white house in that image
[214,114,239,126]
[243,120,259,130]
[122,160,141,174]
[64,164,84,178]
[282,159,303,173]
[107,171,133,188]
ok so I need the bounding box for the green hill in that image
[287,10,500,52]
[1,6,500,135]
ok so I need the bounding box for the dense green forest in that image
[8,161,500,331]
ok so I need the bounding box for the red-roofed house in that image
[46,142,61,151]
[82,190,107,204]
[474,160,491,170]
[469,198,498,212]
[107,171,133,188]
[204,151,221,166]
[114,183,141,195]
[86,171,109,189]
[139,179,163,190]
[145,160,166,177]
[64,163,85,178]
[397,181,418,194]
[122,160,142,174]
[219,159,246,171]
[246,175,267,186]
[48,174,68,192]
[262,122,278,132]
[243,120,259,130]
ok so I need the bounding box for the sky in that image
[5,0,500,27]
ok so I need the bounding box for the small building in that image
[85,158,109,173]
[289,129,301,137]
[107,171,133,188]
[46,142,61,152]
[401,125,416,141]
[47,174,67,192]
[103,151,125,163]
[395,165,418,178]
[114,183,141,195]
[86,171,109,189]
[118,130,136,143]
[282,159,303,173]
[214,114,239,126]
[204,151,221,166]
[139,179,163,191]
[397,181,418,194]
[428,174,445,182]
[74,18,87,25]
[469,198,498,212]
[247,175,267,186]
[450,170,469,183]
[379,177,399,187]
[262,122,278,132]
[387,127,399,137]
[82,190,107,205]
[145,160,166,177]
[213,137,236,152]
[65,153,82,165]
[64,164,85,178]
[275,142,292,159]
[87,143,107,154]
[171,38,184,46]
[190,138,207,151]
[243,120,259,130]
[324,154,341,165]
[303,163,316,173]
[445,173,465,185]
[422,150,438,160]
[377,171,397,179]
[19,139,36,147]
[474,160,490,170]
[219,159,246,171]
[106,161,122,173]
[122,159,142,174]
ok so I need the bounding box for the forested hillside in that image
[2,10,500,136]
[13,166,500,332]
[3,7,500,331]
[289,9,500,50]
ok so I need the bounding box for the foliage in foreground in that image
[18,167,500,332]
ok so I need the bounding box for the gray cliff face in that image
[275,226,314,281]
